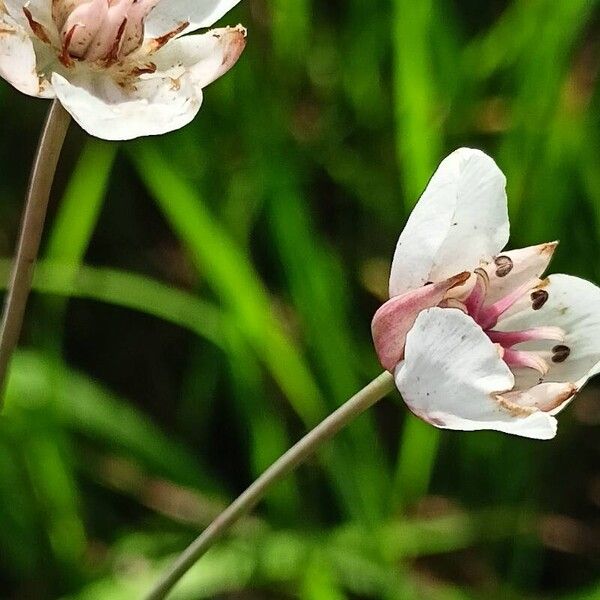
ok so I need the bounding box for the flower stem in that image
[144,371,395,600]
[0,100,71,402]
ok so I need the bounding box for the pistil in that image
[464,268,488,319]
[503,349,549,374]
[477,278,541,330]
[49,0,172,67]
[458,272,565,377]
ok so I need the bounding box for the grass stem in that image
[0,100,71,402]
[144,371,395,600]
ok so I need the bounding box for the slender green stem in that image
[144,371,395,600]
[0,100,71,400]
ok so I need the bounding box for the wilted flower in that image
[0,0,246,139]
[372,148,600,439]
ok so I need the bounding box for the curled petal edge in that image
[372,271,470,372]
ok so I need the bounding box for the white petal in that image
[499,274,600,393]
[144,0,242,37]
[51,70,202,140]
[482,241,558,305]
[389,148,509,297]
[151,25,246,90]
[395,307,557,440]
[0,10,42,95]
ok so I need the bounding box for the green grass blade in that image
[392,0,443,209]
[266,176,391,520]
[8,350,216,490]
[46,139,117,263]
[391,0,448,509]
[128,141,325,426]
[0,260,225,349]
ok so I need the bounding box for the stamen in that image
[131,62,157,76]
[531,289,549,310]
[487,326,565,347]
[59,24,77,67]
[464,268,488,319]
[503,349,549,375]
[494,255,513,277]
[23,6,51,44]
[103,16,128,65]
[477,278,540,330]
[148,20,189,52]
[551,345,571,363]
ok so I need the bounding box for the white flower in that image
[372,148,600,440]
[0,0,246,139]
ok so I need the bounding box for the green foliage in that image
[0,1,599,598]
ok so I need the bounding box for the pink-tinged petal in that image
[84,0,135,62]
[151,25,246,91]
[52,0,74,31]
[120,0,161,56]
[482,241,558,305]
[144,0,242,38]
[395,307,557,440]
[499,274,600,392]
[389,148,509,297]
[59,0,108,59]
[0,11,42,96]
[372,272,470,371]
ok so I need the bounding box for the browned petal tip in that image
[494,393,538,417]
[448,271,471,289]
[233,23,248,38]
[220,25,247,71]
[542,240,559,255]
[544,383,578,412]
[536,277,550,289]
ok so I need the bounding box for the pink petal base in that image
[372,271,470,371]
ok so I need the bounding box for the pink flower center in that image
[457,267,568,376]
[52,0,160,64]
[23,0,186,71]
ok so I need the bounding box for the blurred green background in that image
[1,1,599,598]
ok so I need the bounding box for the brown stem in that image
[0,100,71,401]
[144,371,395,600]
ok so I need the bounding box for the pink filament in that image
[477,278,539,330]
[487,326,565,347]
